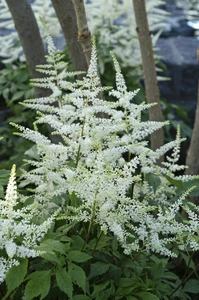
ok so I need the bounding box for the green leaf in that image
[11,90,25,101]
[39,249,62,265]
[181,252,195,270]
[69,191,81,207]
[36,242,63,265]
[96,284,114,300]
[165,175,185,190]
[125,297,137,300]
[71,234,85,248]
[0,185,4,198]
[183,178,199,196]
[25,145,40,160]
[72,296,90,300]
[2,87,9,100]
[3,259,28,300]
[68,250,92,262]
[183,279,199,294]
[151,261,165,280]
[0,169,10,185]
[145,173,161,193]
[92,281,110,298]
[56,267,73,298]
[24,270,51,300]
[68,262,86,292]
[117,278,134,287]
[88,262,110,280]
[162,271,178,280]
[0,169,10,177]
[40,239,66,255]
[135,292,159,300]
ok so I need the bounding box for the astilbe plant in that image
[12,33,199,255]
[0,164,57,284]
[2,33,199,299]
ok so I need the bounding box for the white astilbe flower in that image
[0,165,57,283]
[12,36,199,258]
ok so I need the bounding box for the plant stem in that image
[75,115,86,167]
[168,252,194,298]
[81,191,98,252]
[92,231,103,255]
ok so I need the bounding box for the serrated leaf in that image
[72,296,90,300]
[11,90,25,101]
[184,178,199,196]
[56,267,73,298]
[68,262,86,292]
[71,234,85,248]
[0,169,10,185]
[0,169,11,178]
[165,175,185,190]
[68,251,92,262]
[181,252,195,270]
[135,292,159,300]
[25,145,40,160]
[36,242,62,265]
[117,277,134,287]
[3,259,28,300]
[24,270,51,300]
[92,281,110,298]
[145,173,161,193]
[40,250,62,265]
[88,262,110,280]
[163,271,178,280]
[40,239,66,255]
[96,285,114,300]
[183,279,199,294]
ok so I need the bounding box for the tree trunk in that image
[51,0,88,73]
[72,0,91,66]
[186,81,199,176]
[185,49,199,204]
[186,48,199,176]
[132,0,164,157]
[5,0,48,98]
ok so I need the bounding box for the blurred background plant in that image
[0,62,34,169]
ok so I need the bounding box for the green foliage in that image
[0,62,34,103]
[25,270,51,300]
[0,169,10,197]
[0,30,199,300]
[55,267,73,298]
[161,100,192,142]
[0,62,35,169]
[3,259,28,300]
[2,228,197,299]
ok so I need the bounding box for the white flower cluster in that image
[0,165,56,283]
[11,36,199,258]
[0,0,168,74]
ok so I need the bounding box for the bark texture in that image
[51,0,88,73]
[72,0,91,66]
[132,0,164,156]
[185,49,199,204]
[185,81,199,176]
[5,0,48,98]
